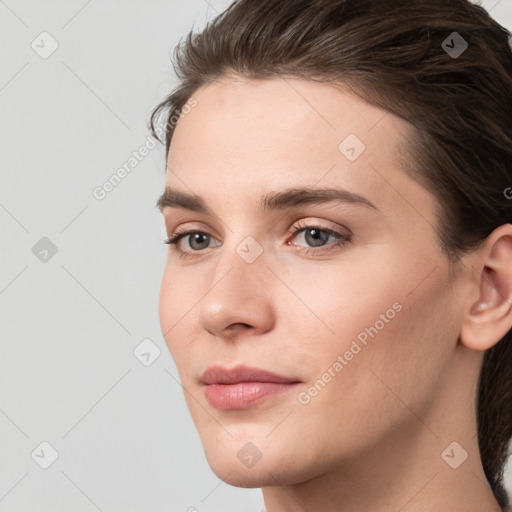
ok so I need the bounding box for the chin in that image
[202,440,320,488]
[214,469,273,489]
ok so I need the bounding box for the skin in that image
[158,76,512,512]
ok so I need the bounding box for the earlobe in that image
[460,225,512,352]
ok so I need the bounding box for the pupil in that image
[306,228,327,247]
[191,233,208,250]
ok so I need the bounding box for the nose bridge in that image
[209,234,268,299]
[198,234,273,334]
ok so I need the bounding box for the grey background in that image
[0,1,511,511]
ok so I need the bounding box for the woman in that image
[150,1,512,510]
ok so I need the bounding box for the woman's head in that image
[151,1,512,509]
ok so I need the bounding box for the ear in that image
[460,224,512,351]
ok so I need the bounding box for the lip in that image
[200,364,299,385]
[200,364,301,410]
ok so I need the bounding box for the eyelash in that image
[163,221,351,260]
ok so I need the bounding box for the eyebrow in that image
[156,186,378,214]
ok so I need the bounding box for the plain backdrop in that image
[0,1,511,511]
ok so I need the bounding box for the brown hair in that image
[149,0,512,509]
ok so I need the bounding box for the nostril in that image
[232,323,253,329]
[226,323,254,333]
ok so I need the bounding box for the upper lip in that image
[200,364,300,385]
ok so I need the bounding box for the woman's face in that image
[158,77,471,487]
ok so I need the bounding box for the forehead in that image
[165,76,437,227]
[170,76,404,154]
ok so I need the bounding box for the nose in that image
[198,246,275,341]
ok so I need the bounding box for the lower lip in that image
[204,382,299,410]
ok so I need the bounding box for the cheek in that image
[158,267,173,338]
[277,255,405,354]
[282,251,455,408]
[158,266,193,361]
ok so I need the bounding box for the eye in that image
[163,221,351,259]
[286,221,351,255]
[164,229,218,258]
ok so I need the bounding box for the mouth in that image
[200,364,302,410]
